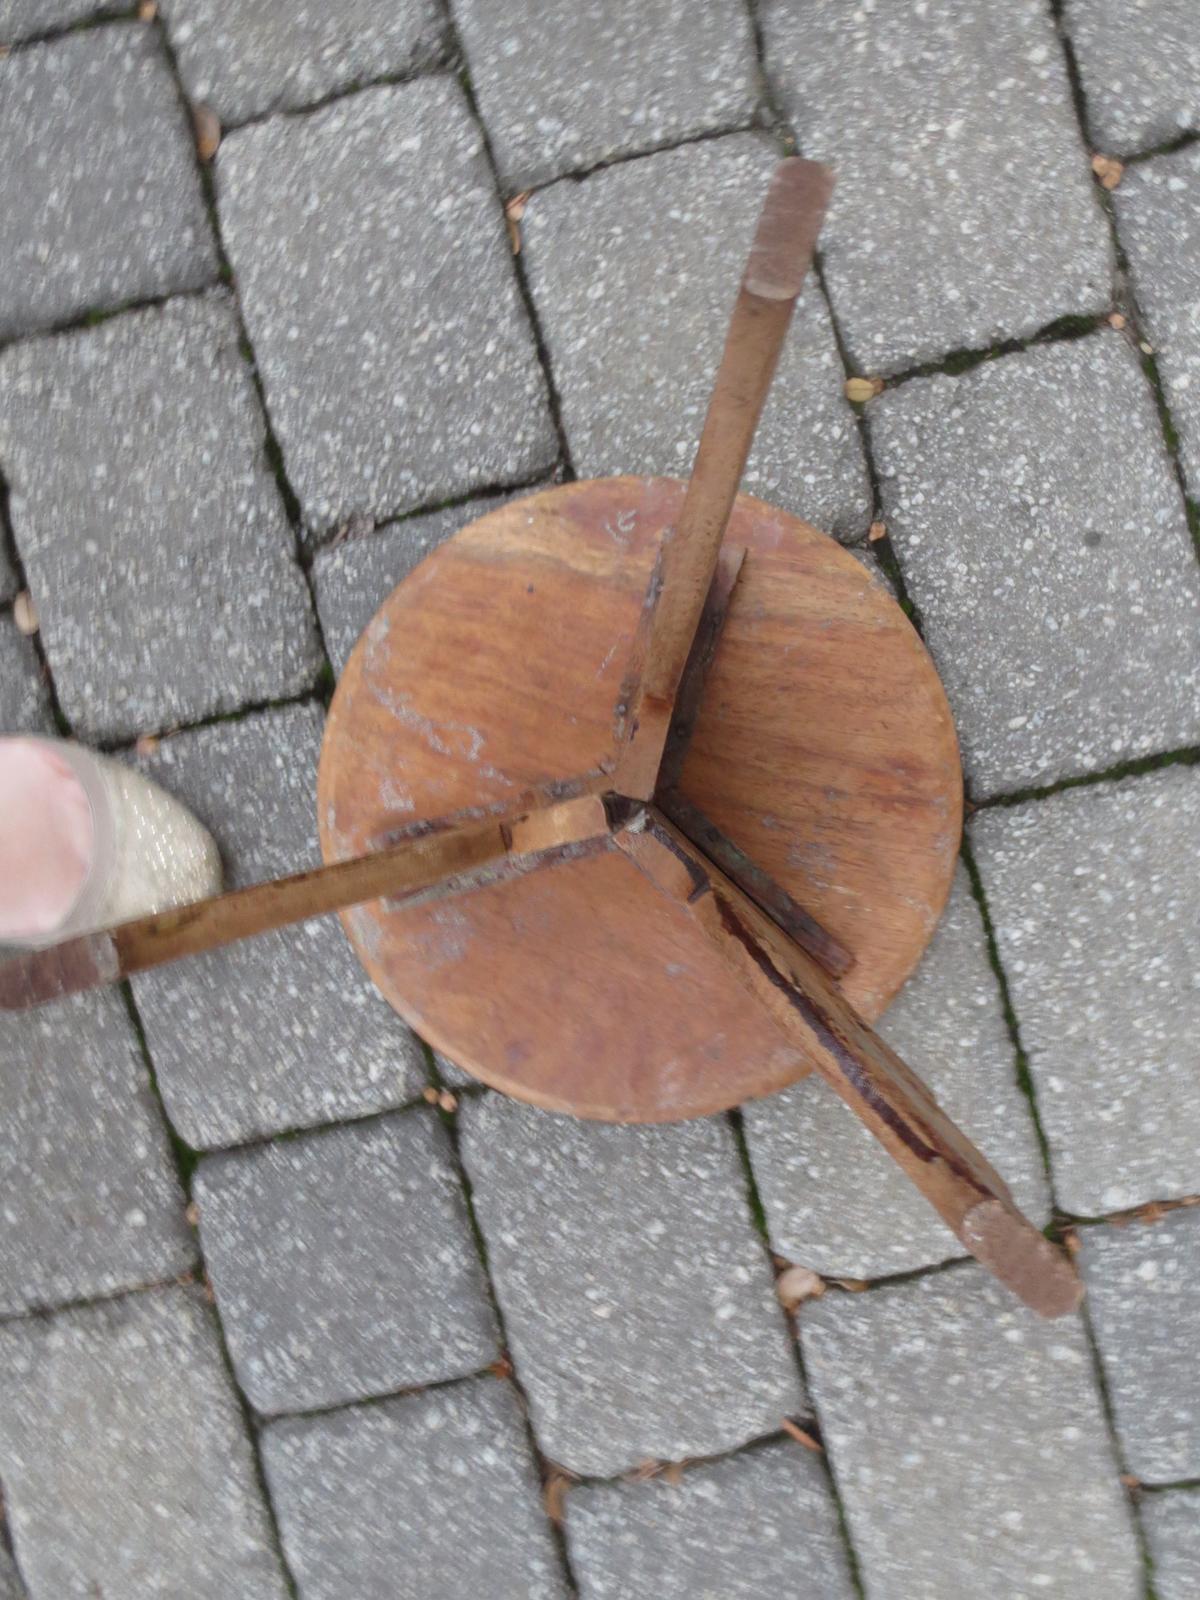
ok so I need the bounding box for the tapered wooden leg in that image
[615,807,1083,1319]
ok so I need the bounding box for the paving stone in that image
[0,620,52,734]
[744,867,1049,1279]
[523,137,870,539]
[0,293,320,742]
[459,1097,802,1477]
[162,0,446,125]
[1066,0,1200,155]
[0,1542,22,1600]
[1142,1490,1200,1600]
[801,1265,1141,1600]
[871,333,1200,796]
[0,987,192,1316]
[453,0,759,192]
[565,1438,855,1600]
[0,1287,289,1599]
[761,0,1110,373]
[132,704,427,1148]
[1077,1212,1200,1482]
[195,1110,497,1414]
[0,25,215,339]
[218,79,556,535]
[431,1046,476,1090]
[0,1,103,41]
[1115,143,1200,491]
[313,494,512,675]
[973,765,1200,1216]
[263,1376,565,1599]
[0,547,12,606]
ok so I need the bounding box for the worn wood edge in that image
[0,793,611,1012]
[614,808,1083,1318]
[613,160,830,797]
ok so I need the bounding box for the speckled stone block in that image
[162,0,446,124]
[1078,1213,1200,1482]
[523,137,870,539]
[0,25,215,338]
[761,0,1110,372]
[313,494,513,675]
[0,987,192,1316]
[1116,144,1200,491]
[0,0,104,40]
[264,1380,567,1599]
[459,1097,802,1477]
[871,334,1200,796]
[1065,0,1200,155]
[744,867,1050,1279]
[565,1439,855,1600]
[0,1541,21,1600]
[972,767,1200,1216]
[1142,1490,1200,1600]
[195,1110,498,1414]
[0,293,320,742]
[454,0,759,192]
[0,1287,289,1599]
[132,704,427,1148]
[0,621,52,734]
[218,80,556,534]
[802,1266,1141,1600]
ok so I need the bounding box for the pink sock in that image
[0,738,94,941]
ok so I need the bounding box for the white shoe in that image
[12,739,223,946]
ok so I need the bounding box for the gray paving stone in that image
[0,1,103,41]
[132,704,427,1148]
[453,0,759,192]
[0,1287,289,1599]
[263,1376,566,1599]
[313,494,512,675]
[0,293,320,742]
[973,766,1200,1216]
[761,0,1110,373]
[459,1097,802,1477]
[802,1265,1141,1600]
[218,79,556,535]
[1078,1211,1200,1482]
[162,0,446,125]
[0,987,192,1316]
[0,1542,22,1600]
[1116,144,1200,491]
[431,1046,475,1090]
[871,333,1200,796]
[0,25,216,339]
[1066,0,1200,155]
[0,620,52,734]
[744,867,1050,1279]
[565,1438,855,1600]
[195,1110,498,1414]
[1142,1490,1200,1600]
[523,137,870,539]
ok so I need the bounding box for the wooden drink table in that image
[0,161,1082,1319]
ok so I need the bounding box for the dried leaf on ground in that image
[193,103,221,163]
[780,1417,822,1452]
[844,376,882,404]
[13,591,38,635]
[1091,154,1124,191]
[868,520,887,542]
[505,191,531,254]
[543,1470,572,1524]
[775,1264,825,1309]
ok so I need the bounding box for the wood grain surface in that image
[317,476,963,1121]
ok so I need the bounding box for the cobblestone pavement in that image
[0,3,1198,1597]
